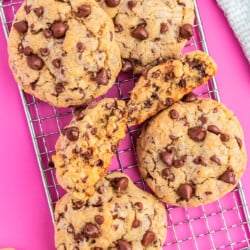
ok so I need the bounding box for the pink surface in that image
[0,1,250,250]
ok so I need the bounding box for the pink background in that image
[0,1,249,249]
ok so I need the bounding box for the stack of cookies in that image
[8,0,247,249]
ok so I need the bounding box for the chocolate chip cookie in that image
[55,172,167,249]
[8,0,121,107]
[137,97,247,207]
[127,50,217,126]
[95,0,195,73]
[52,98,127,200]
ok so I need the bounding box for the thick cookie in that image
[8,0,121,107]
[137,97,247,207]
[96,0,195,73]
[52,98,127,200]
[55,172,167,250]
[127,51,217,126]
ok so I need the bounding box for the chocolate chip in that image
[105,0,120,7]
[13,20,28,34]
[205,191,212,195]
[111,177,129,192]
[210,155,221,165]
[178,79,186,88]
[219,169,236,184]
[220,133,230,142]
[128,0,136,10]
[55,83,65,94]
[141,67,150,79]
[173,158,185,168]
[76,42,85,53]
[132,218,141,228]
[160,148,175,166]
[75,5,91,18]
[40,48,50,56]
[72,200,84,210]
[83,223,100,238]
[180,24,194,39]
[52,58,61,68]
[95,215,104,225]
[24,5,31,14]
[131,24,148,40]
[73,247,80,250]
[18,43,24,53]
[199,116,207,125]
[51,21,68,38]
[165,97,174,107]
[152,71,160,78]
[162,168,171,177]
[67,224,75,234]
[96,159,104,167]
[165,71,175,81]
[168,173,175,182]
[142,231,155,247]
[160,23,168,34]
[235,136,242,149]
[23,46,33,56]
[207,125,221,135]
[121,59,133,72]
[188,126,207,142]
[135,202,143,211]
[34,7,44,17]
[193,156,206,166]
[115,22,123,32]
[94,248,103,250]
[95,68,109,85]
[43,28,52,38]
[177,183,194,201]
[27,54,44,70]
[182,92,197,102]
[169,109,179,119]
[64,127,79,141]
[117,240,132,250]
[74,233,84,242]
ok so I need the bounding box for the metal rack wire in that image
[0,0,250,249]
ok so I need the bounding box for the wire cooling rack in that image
[1,0,250,249]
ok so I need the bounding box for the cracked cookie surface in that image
[53,98,127,200]
[137,97,247,207]
[55,172,167,250]
[95,0,195,73]
[8,0,121,107]
[127,50,217,126]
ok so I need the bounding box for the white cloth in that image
[216,0,250,62]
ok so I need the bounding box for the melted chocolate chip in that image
[165,71,175,81]
[220,133,230,142]
[27,54,44,70]
[24,5,31,14]
[67,224,75,234]
[55,83,65,94]
[178,79,186,88]
[128,1,136,10]
[235,136,242,149]
[64,127,79,141]
[121,59,133,72]
[72,200,84,210]
[23,46,33,56]
[34,7,44,17]
[83,223,100,238]
[210,155,221,165]
[117,240,132,250]
[75,5,91,18]
[193,156,206,166]
[135,202,143,211]
[182,92,197,102]
[177,183,194,201]
[188,126,207,142]
[207,125,221,135]
[173,158,185,168]
[199,116,207,125]
[169,109,179,119]
[142,231,155,247]
[51,21,68,38]
[160,23,168,34]
[96,159,104,167]
[76,42,85,53]
[131,24,148,40]
[13,20,28,34]
[40,48,50,56]
[95,68,109,85]
[111,177,129,192]
[43,28,52,38]
[162,168,171,177]
[105,0,120,7]
[160,148,175,166]
[95,215,104,225]
[132,218,141,228]
[52,58,61,68]
[205,191,212,195]
[165,97,174,107]
[180,24,194,39]
[219,169,236,184]
[74,233,84,242]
